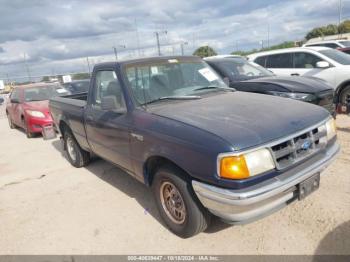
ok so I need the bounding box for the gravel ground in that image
[0,102,349,254]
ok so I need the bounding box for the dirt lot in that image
[0,101,349,254]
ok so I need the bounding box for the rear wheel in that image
[63,129,90,168]
[6,113,15,129]
[152,166,211,238]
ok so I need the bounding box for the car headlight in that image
[218,148,275,180]
[26,110,45,118]
[269,91,315,102]
[325,118,336,141]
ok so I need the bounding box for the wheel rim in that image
[66,136,77,162]
[160,181,186,224]
[340,88,350,104]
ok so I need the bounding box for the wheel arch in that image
[335,80,350,103]
[143,155,193,187]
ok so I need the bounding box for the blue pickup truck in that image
[49,56,340,238]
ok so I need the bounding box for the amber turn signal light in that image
[219,155,250,180]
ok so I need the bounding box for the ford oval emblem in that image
[301,140,312,150]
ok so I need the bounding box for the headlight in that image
[269,91,315,102]
[26,110,45,118]
[325,118,336,140]
[218,148,275,180]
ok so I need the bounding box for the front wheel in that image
[152,166,211,238]
[339,86,350,105]
[63,129,90,168]
[22,118,35,138]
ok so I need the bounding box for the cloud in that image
[0,0,345,80]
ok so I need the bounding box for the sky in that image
[0,0,348,82]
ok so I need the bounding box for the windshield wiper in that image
[143,95,201,105]
[193,86,232,92]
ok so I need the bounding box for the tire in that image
[6,113,15,129]
[339,86,350,105]
[63,129,90,168]
[152,166,211,238]
[22,118,35,138]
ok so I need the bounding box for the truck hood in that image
[147,91,330,151]
[242,76,333,93]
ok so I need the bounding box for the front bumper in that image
[192,141,340,224]
[27,116,54,133]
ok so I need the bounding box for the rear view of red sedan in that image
[6,83,68,138]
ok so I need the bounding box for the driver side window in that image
[93,70,126,111]
[293,52,322,68]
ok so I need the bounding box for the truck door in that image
[85,69,132,171]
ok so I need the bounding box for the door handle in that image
[291,73,300,76]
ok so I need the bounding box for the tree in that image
[193,46,217,58]
[305,27,326,40]
[230,42,295,56]
[338,20,350,34]
[41,76,50,82]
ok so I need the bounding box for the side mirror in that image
[101,96,127,114]
[316,61,330,69]
[10,98,19,103]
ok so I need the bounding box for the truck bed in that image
[49,92,89,150]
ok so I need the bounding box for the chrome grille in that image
[270,125,327,170]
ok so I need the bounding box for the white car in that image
[303,40,350,49]
[247,47,350,105]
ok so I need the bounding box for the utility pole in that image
[154,30,167,56]
[23,53,31,82]
[267,23,270,48]
[180,41,188,56]
[339,0,343,26]
[113,44,126,61]
[86,57,91,75]
[135,19,141,56]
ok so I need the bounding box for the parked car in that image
[62,79,90,94]
[205,56,335,115]
[248,47,350,108]
[49,56,339,238]
[6,83,69,138]
[303,40,350,54]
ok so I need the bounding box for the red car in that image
[6,83,68,138]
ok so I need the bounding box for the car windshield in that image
[319,49,350,65]
[339,41,350,47]
[24,85,68,102]
[212,58,274,81]
[125,59,228,105]
[66,81,90,93]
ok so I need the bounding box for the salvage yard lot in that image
[0,102,349,254]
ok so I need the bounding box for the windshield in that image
[24,85,68,102]
[125,59,227,105]
[319,49,350,65]
[212,58,274,81]
[66,81,90,93]
[339,41,350,47]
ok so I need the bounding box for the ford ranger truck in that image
[49,56,340,238]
